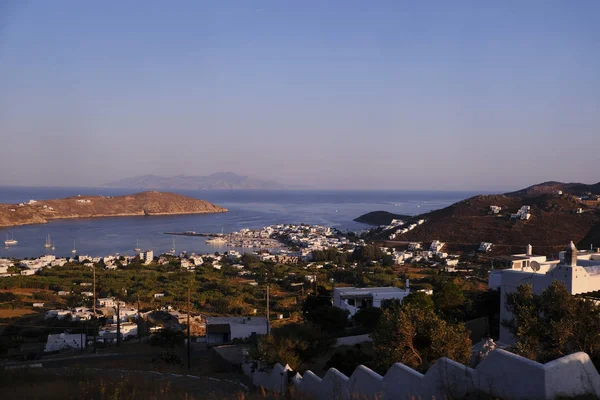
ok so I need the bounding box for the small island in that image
[0,191,227,228]
[354,210,411,226]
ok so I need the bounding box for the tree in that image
[307,305,349,336]
[324,345,374,376]
[503,281,600,364]
[351,245,384,263]
[402,292,434,311]
[371,304,471,373]
[248,323,335,370]
[302,293,348,335]
[433,281,465,320]
[352,307,383,330]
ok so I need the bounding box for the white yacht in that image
[4,234,17,246]
[44,234,52,248]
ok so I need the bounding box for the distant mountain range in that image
[104,172,287,190]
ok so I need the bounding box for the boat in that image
[71,240,76,254]
[134,238,141,252]
[44,234,52,248]
[206,236,227,245]
[206,227,228,245]
[4,234,17,246]
[169,238,175,254]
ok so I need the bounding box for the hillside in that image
[354,211,411,226]
[105,172,285,190]
[370,186,600,255]
[0,191,227,228]
[506,181,600,198]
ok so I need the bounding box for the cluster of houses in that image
[388,219,426,240]
[387,240,460,268]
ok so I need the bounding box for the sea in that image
[0,187,479,259]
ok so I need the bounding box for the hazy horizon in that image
[1,1,599,191]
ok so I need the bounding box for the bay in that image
[0,187,478,258]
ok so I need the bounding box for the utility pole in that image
[116,301,121,347]
[92,265,97,352]
[93,265,96,316]
[138,294,142,344]
[266,281,271,336]
[187,288,191,370]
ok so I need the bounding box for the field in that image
[0,308,37,318]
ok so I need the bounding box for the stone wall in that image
[289,349,600,400]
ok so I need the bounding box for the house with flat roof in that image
[490,242,600,344]
[205,316,268,346]
[333,284,411,316]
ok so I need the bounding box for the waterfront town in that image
[3,187,600,399]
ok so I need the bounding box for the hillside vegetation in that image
[0,191,227,228]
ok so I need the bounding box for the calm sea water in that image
[0,187,478,258]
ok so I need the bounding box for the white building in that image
[99,322,138,340]
[479,242,493,252]
[430,240,445,252]
[408,243,421,251]
[45,333,86,352]
[490,206,502,214]
[97,297,117,308]
[140,250,154,265]
[333,284,412,316]
[205,316,268,346]
[490,243,600,344]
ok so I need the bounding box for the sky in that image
[0,1,599,191]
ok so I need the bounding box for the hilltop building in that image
[490,243,600,343]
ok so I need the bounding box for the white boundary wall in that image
[289,349,600,400]
[242,361,292,393]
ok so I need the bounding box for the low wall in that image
[291,349,600,400]
[242,361,291,393]
[334,334,372,347]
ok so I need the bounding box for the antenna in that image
[530,261,541,272]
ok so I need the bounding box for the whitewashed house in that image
[45,333,86,352]
[490,243,600,344]
[206,316,268,346]
[333,284,411,316]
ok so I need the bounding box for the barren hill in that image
[373,186,600,256]
[0,191,227,228]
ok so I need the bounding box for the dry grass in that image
[0,288,48,296]
[0,308,37,318]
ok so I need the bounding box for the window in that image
[347,298,355,306]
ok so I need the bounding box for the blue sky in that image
[0,1,598,190]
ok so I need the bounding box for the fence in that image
[249,349,600,399]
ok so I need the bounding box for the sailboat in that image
[44,234,52,248]
[169,238,175,254]
[134,238,141,252]
[4,233,17,246]
[71,240,77,254]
